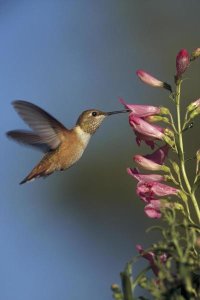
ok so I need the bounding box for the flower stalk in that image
[111,47,200,299]
[175,80,200,223]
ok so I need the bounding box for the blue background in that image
[1,1,200,299]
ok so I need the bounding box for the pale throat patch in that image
[75,126,91,147]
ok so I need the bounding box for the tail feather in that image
[20,173,41,185]
[17,148,54,184]
[20,175,38,185]
[20,179,28,184]
[20,169,52,185]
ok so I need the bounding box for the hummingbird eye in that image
[92,111,97,117]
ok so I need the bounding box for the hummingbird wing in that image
[6,130,50,152]
[12,100,68,150]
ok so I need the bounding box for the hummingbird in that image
[7,100,130,184]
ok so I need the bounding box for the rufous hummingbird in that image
[7,100,130,184]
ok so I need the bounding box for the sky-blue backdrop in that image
[1,1,200,299]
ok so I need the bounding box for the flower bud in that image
[190,48,200,61]
[159,107,170,115]
[163,135,175,148]
[189,107,200,120]
[176,49,190,78]
[170,160,180,176]
[187,99,200,113]
[178,190,188,202]
[196,149,200,174]
[136,70,172,92]
[164,128,174,138]
[173,202,184,211]
[111,284,122,293]
[145,115,170,124]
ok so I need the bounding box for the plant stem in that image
[176,80,200,223]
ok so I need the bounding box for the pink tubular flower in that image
[127,168,165,182]
[133,155,168,172]
[176,49,190,77]
[120,99,170,118]
[136,70,172,92]
[129,115,165,140]
[136,244,168,276]
[120,98,161,117]
[136,181,179,202]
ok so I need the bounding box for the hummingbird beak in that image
[106,109,131,116]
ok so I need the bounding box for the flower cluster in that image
[111,47,200,300]
[121,99,179,218]
[120,48,200,219]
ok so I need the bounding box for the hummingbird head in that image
[76,108,130,134]
[76,109,107,134]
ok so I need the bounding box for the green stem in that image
[120,272,133,300]
[168,112,178,133]
[131,266,151,292]
[176,80,200,223]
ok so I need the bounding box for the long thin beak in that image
[106,109,131,116]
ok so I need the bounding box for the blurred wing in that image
[6,130,50,152]
[12,100,68,150]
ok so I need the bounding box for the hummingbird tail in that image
[20,177,31,185]
[19,170,52,184]
[20,173,39,184]
[19,152,55,184]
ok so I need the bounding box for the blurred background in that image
[1,1,200,299]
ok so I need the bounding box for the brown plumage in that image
[7,100,130,184]
[18,128,88,184]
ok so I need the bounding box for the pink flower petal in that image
[120,98,161,117]
[133,155,163,171]
[145,144,169,165]
[136,70,163,87]
[144,201,162,219]
[134,131,156,149]
[127,168,165,182]
[151,182,178,197]
[136,181,178,200]
[129,115,164,140]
